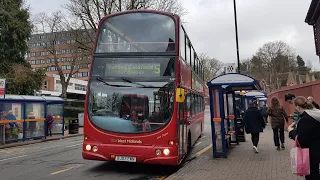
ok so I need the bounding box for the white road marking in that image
[65,143,82,148]
[0,155,27,162]
[195,142,202,146]
[0,141,83,157]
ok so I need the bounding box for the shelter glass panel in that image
[227,94,236,141]
[0,103,24,142]
[212,89,223,153]
[47,104,64,134]
[26,103,45,138]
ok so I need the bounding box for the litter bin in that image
[236,118,246,142]
[69,119,79,134]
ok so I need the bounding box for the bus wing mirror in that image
[176,88,185,103]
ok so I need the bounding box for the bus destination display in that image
[105,63,160,77]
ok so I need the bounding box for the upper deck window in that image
[95,12,176,53]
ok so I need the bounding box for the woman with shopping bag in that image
[288,96,320,180]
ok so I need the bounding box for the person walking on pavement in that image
[285,93,300,128]
[240,101,265,153]
[267,97,288,150]
[288,96,320,180]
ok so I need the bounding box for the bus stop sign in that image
[224,63,237,74]
[0,79,6,99]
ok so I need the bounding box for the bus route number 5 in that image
[154,65,160,75]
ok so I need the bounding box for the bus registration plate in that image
[115,156,136,162]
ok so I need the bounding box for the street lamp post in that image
[233,0,241,73]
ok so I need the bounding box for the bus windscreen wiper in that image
[96,77,132,87]
[121,77,152,88]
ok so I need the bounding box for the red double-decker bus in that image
[83,9,205,166]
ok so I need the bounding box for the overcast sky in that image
[26,0,320,69]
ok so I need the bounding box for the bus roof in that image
[99,9,179,20]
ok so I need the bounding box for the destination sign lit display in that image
[105,63,160,77]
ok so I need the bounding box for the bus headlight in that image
[85,144,91,151]
[92,146,98,152]
[155,149,161,156]
[163,148,170,156]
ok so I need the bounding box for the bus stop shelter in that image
[207,73,262,158]
[242,91,266,110]
[0,95,65,144]
[258,97,267,108]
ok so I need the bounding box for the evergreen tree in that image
[0,0,45,95]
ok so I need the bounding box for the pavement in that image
[0,107,303,180]
[165,124,304,180]
[0,127,84,149]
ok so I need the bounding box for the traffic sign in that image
[0,79,6,99]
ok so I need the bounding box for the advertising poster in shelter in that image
[12,104,22,120]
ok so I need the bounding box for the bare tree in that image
[64,0,187,51]
[198,53,223,82]
[241,41,297,91]
[33,11,91,98]
[255,41,296,90]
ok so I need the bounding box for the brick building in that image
[305,0,320,60]
[27,30,94,81]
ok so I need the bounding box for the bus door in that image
[178,89,188,158]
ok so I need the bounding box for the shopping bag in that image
[12,127,18,136]
[290,136,310,176]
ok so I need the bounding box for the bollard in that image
[69,119,79,134]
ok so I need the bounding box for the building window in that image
[75,84,86,91]
[78,72,88,77]
[44,81,48,89]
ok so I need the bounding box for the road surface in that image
[0,108,212,180]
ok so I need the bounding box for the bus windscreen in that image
[95,12,176,53]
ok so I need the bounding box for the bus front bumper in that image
[82,146,179,165]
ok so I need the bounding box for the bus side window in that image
[186,92,191,118]
[186,38,190,67]
[180,26,186,61]
[191,48,195,71]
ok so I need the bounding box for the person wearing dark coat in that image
[267,97,288,150]
[240,101,265,153]
[307,96,320,109]
[288,96,320,180]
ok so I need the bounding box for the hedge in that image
[64,106,84,118]
[65,100,85,108]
